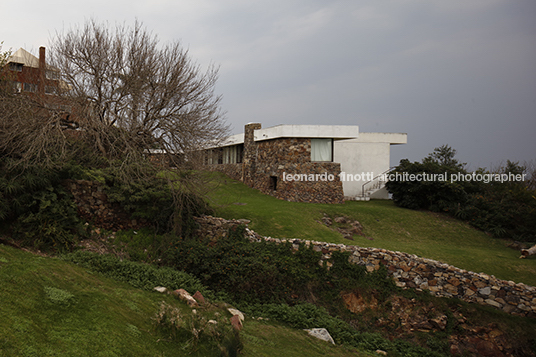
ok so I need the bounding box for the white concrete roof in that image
[340,132,407,145]
[205,125,406,148]
[254,124,359,141]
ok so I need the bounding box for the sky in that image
[2,0,535,169]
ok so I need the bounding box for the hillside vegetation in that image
[0,243,368,357]
[208,173,536,287]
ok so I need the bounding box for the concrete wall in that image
[334,140,391,198]
[334,133,406,198]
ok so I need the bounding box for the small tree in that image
[422,144,465,170]
[387,145,470,212]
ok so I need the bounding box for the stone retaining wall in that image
[65,179,146,231]
[194,215,536,318]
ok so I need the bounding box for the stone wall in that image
[202,123,345,204]
[194,215,536,318]
[252,138,344,204]
[65,179,146,231]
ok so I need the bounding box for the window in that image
[45,85,57,94]
[222,144,244,164]
[12,81,22,93]
[46,70,60,80]
[23,83,37,93]
[9,63,23,72]
[311,139,333,162]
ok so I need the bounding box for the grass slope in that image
[208,173,536,286]
[0,244,370,357]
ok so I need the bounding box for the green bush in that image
[164,226,331,304]
[387,148,536,241]
[62,250,213,298]
[105,173,212,235]
[0,159,83,251]
[162,226,397,309]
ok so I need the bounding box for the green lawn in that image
[0,243,373,356]
[241,321,370,357]
[207,173,536,286]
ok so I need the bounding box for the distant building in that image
[3,46,76,128]
[5,47,60,96]
[202,123,407,204]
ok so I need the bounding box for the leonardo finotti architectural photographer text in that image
[282,171,527,183]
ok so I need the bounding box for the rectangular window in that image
[269,176,278,191]
[9,63,23,72]
[46,70,60,80]
[12,81,22,93]
[23,83,37,93]
[222,144,244,164]
[311,138,333,162]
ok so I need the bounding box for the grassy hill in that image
[208,173,536,287]
[0,243,368,357]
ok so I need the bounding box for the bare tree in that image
[1,21,229,234]
[50,19,228,172]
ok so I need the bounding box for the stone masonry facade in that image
[205,123,344,204]
[195,215,536,318]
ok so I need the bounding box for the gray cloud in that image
[1,0,535,168]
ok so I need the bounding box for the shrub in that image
[154,301,242,356]
[62,251,213,298]
[0,159,83,251]
[105,172,212,235]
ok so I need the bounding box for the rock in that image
[304,328,335,345]
[321,216,332,226]
[172,289,199,307]
[192,291,206,305]
[485,299,502,308]
[475,338,502,357]
[430,314,448,330]
[227,308,244,322]
[333,216,347,224]
[230,315,243,330]
[154,286,167,294]
[479,287,491,296]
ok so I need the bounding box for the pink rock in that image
[192,291,206,305]
[230,315,242,331]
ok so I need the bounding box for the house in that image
[203,123,407,204]
[5,47,60,96]
[3,46,76,128]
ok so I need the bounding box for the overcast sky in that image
[2,0,535,169]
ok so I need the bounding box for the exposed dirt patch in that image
[318,213,372,240]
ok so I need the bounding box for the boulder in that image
[172,289,199,307]
[193,291,206,305]
[230,315,243,330]
[304,328,335,345]
[227,308,244,322]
